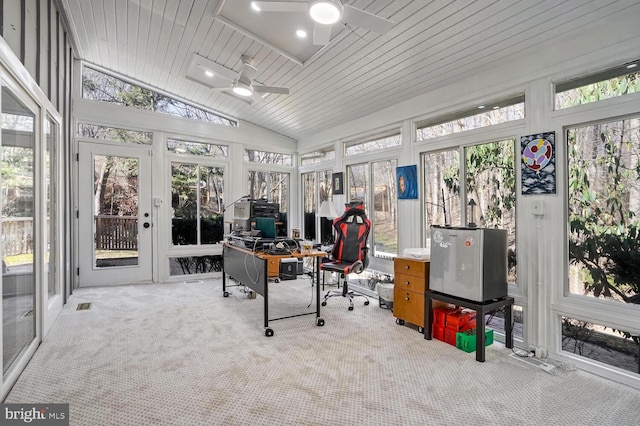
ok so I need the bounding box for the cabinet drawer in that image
[394,273,426,293]
[393,288,424,328]
[267,259,279,277]
[394,257,430,278]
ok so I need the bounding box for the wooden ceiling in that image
[60,0,640,140]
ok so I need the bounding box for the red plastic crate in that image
[432,324,445,341]
[433,306,459,327]
[445,310,477,331]
[444,328,457,346]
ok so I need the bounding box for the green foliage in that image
[568,123,640,304]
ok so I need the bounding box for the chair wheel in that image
[321,301,327,306]
[348,306,354,311]
[265,328,274,337]
[316,318,325,326]
[364,300,370,305]
[223,291,229,297]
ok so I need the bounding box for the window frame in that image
[165,138,229,253]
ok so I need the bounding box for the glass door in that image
[43,115,63,334]
[78,142,153,286]
[1,84,39,376]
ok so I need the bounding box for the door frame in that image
[77,140,154,287]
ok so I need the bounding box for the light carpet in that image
[5,278,639,425]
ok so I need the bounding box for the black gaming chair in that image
[320,202,372,311]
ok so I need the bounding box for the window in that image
[567,117,640,304]
[344,132,400,156]
[555,60,640,109]
[465,140,517,284]
[247,171,289,235]
[169,255,222,276]
[422,149,462,237]
[171,163,224,246]
[347,160,398,259]
[82,66,237,126]
[78,123,152,144]
[244,149,293,166]
[562,316,639,374]
[421,140,518,284]
[302,170,333,242]
[565,116,640,376]
[167,138,228,158]
[416,96,525,141]
[301,149,335,165]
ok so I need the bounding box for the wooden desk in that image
[222,242,327,336]
[424,290,514,362]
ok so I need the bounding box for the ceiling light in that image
[478,105,485,109]
[251,2,261,12]
[627,63,638,69]
[232,82,253,97]
[204,70,214,77]
[296,29,307,38]
[309,0,342,25]
[492,106,500,110]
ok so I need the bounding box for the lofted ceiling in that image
[60,0,639,141]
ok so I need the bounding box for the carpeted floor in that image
[5,278,640,425]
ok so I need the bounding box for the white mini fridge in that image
[429,226,508,302]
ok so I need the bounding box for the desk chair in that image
[320,202,371,311]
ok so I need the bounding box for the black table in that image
[222,242,326,336]
[424,290,514,362]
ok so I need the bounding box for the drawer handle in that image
[405,281,410,286]
[405,294,410,301]
[405,265,410,269]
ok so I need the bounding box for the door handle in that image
[143,222,150,228]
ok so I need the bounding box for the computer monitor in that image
[254,217,277,239]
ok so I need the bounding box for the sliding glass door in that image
[1,83,38,376]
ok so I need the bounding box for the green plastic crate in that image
[455,328,494,353]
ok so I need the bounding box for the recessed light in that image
[478,105,485,109]
[251,2,261,12]
[204,70,214,77]
[296,29,307,38]
[493,106,500,110]
[627,63,638,69]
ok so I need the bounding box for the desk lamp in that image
[318,200,339,244]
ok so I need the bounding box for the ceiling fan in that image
[212,55,290,102]
[252,0,394,45]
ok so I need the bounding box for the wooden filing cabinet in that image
[393,257,430,332]
[267,258,280,279]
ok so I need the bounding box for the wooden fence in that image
[95,215,138,250]
[1,217,34,256]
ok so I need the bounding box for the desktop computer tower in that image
[429,226,508,302]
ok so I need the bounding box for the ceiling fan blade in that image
[253,1,307,13]
[342,5,394,34]
[313,23,332,45]
[238,63,257,85]
[190,54,237,82]
[253,85,290,95]
[250,92,266,104]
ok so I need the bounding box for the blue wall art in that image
[397,165,418,200]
